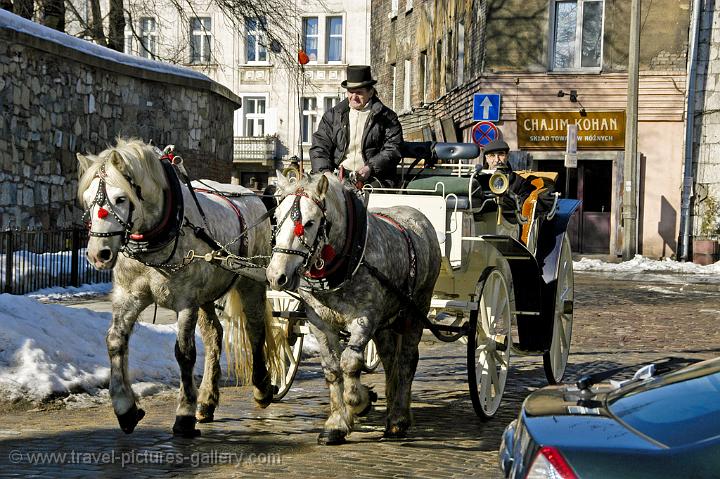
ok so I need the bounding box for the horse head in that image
[77,138,167,270]
[267,171,345,291]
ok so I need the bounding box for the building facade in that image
[119,0,371,192]
[371,0,692,258]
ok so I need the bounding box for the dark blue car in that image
[499,357,720,478]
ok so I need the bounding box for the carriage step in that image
[430,299,478,311]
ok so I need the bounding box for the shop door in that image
[577,161,611,253]
[532,159,612,254]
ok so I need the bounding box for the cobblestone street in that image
[1,272,719,478]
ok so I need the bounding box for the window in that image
[419,51,427,105]
[301,97,318,144]
[457,22,465,86]
[324,96,339,114]
[244,97,266,137]
[406,0,413,12]
[246,17,267,62]
[302,17,319,62]
[391,63,397,111]
[326,16,343,62]
[391,0,399,17]
[124,23,134,55]
[403,59,411,112]
[551,0,603,70]
[190,17,211,64]
[139,17,158,59]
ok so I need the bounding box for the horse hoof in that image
[173,415,201,438]
[117,405,145,434]
[317,429,347,446]
[358,390,378,417]
[382,424,408,440]
[196,404,215,423]
[255,385,279,409]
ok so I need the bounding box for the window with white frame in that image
[323,96,339,114]
[551,0,603,71]
[139,17,158,59]
[124,23,134,55]
[406,0,413,12]
[244,97,266,137]
[391,0,399,17]
[301,97,318,144]
[190,17,212,64]
[403,59,411,112]
[326,16,343,62]
[302,17,319,62]
[246,17,267,63]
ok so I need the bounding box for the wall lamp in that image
[557,89,587,116]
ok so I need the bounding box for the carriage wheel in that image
[362,339,381,373]
[268,293,304,402]
[543,233,574,384]
[467,267,512,420]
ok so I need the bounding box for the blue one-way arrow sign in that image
[473,93,501,122]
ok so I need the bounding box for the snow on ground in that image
[574,254,720,274]
[0,255,717,405]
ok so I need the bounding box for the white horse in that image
[77,138,279,438]
[267,172,441,445]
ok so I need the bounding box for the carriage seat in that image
[405,175,480,211]
[514,171,558,245]
[400,142,481,165]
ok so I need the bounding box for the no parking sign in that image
[471,121,499,148]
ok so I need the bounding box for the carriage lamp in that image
[489,172,510,226]
[489,171,510,195]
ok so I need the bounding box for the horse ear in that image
[317,174,329,198]
[275,169,290,189]
[76,154,92,175]
[109,150,125,173]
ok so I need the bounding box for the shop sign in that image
[517,111,625,150]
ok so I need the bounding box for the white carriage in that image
[267,141,580,418]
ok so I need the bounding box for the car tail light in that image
[525,446,577,479]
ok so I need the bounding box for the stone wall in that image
[0,11,241,229]
[693,0,720,238]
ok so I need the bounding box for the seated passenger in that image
[482,139,556,224]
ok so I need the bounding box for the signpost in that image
[473,94,501,122]
[471,121,499,148]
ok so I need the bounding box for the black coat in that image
[310,96,403,186]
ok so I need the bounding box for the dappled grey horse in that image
[77,138,280,437]
[267,172,441,444]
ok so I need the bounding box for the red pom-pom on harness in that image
[97,207,109,219]
[294,221,304,236]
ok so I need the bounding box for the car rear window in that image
[608,372,720,447]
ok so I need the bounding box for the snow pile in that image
[0,294,200,402]
[574,255,720,274]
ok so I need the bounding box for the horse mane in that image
[78,137,167,227]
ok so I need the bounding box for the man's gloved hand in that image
[356,165,371,182]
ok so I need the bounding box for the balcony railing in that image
[233,136,277,166]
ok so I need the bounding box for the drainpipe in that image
[678,0,703,261]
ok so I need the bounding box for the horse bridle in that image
[82,163,138,240]
[272,189,330,271]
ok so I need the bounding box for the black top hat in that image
[483,139,510,155]
[341,65,378,89]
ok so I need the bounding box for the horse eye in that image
[304,220,315,228]
[115,196,127,205]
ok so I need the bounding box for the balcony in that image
[233,136,277,167]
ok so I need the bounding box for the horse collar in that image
[302,189,368,291]
[123,159,185,255]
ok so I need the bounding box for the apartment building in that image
[118,0,371,191]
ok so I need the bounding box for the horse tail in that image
[221,288,284,388]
